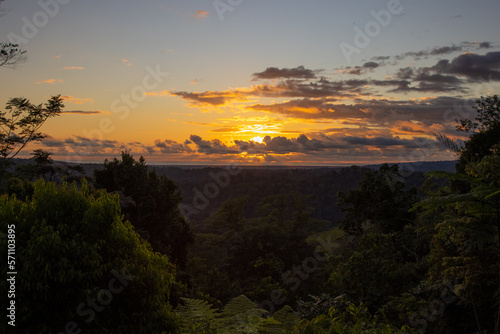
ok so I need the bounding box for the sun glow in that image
[251,136,263,143]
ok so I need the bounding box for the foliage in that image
[0,1,28,68]
[337,164,417,235]
[94,151,193,268]
[457,95,500,133]
[176,295,299,333]
[12,149,87,183]
[0,179,179,333]
[188,192,329,306]
[294,298,415,334]
[411,145,500,332]
[0,42,27,68]
[326,231,424,313]
[454,95,500,176]
[0,95,63,164]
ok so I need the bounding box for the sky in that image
[1,0,500,166]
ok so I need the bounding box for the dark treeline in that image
[1,95,499,333]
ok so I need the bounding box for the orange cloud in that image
[63,66,84,70]
[36,79,64,84]
[61,95,94,105]
[144,91,170,97]
[193,10,209,19]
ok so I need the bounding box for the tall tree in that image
[455,95,500,174]
[414,95,500,332]
[337,164,417,235]
[0,180,179,333]
[94,152,193,268]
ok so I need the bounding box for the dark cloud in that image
[395,67,414,80]
[347,66,362,75]
[189,135,240,155]
[249,96,474,126]
[340,62,379,76]
[479,41,492,49]
[252,66,316,80]
[248,98,371,120]
[251,79,354,98]
[343,136,435,148]
[430,51,500,81]
[183,133,447,160]
[394,41,491,60]
[371,56,390,61]
[154,139,192,154]
[169,78,355,107]
[169,90,241,106]
[429,45,463,56]
[362,61,379,69]
[389,66,464,92]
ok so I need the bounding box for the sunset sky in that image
[1,0,500,165]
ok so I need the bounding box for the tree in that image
[187,192,329,306]
[0,95,64,165]
[452,95,500,174]
[294,297,415,333]
[11,149,87,184]
[413,147,500,333]
[337,164,417,235]
[0,42,27,68]
[414,95,500,332]
[176,295,299,333]
[0,1,28,68]
[94,152,193,268]
[0,179,179,333]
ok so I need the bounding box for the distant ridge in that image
[364,160,456,173]
[9,158,457,173]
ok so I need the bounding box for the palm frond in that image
[434,132,462,154]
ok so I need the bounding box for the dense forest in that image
[1,95,499,333]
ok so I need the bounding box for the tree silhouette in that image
[94,152,194,268]
[0,95,64,165]
[337,164,417,235]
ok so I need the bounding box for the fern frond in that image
[176,297,218,326]
[413,192,479,211]
[261,305,300,333]
[425,170,477,185]
[218,295,267,333]
[220,295,265,318]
